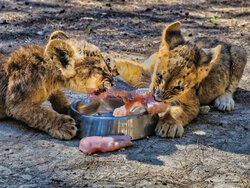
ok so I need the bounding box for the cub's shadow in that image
[0,88,249,166]
[100,88,250,165]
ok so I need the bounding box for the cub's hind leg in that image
[214,46,247,111]
[48,90,70,114]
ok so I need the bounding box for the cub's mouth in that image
[93,88,107,96]
[93,80,113,96]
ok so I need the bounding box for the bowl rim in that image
[70,98,147,120]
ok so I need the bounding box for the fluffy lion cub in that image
[0,31,115,140]
[112,22,247,138]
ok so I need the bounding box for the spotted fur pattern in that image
[0,31,114,140]
[113,22,247,138]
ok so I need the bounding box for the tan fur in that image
[112,58,151,88]
[0,31,114,140]
[113,22,247,138]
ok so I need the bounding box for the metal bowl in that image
[69,97,158,140]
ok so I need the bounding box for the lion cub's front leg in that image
[155,98,200,138]
[7,103,77,140]
[48,90,70,114]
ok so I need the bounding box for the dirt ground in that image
[0,0,249,187]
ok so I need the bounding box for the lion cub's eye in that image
[157,72,163,80]
[173,86,184,91]
[105,58,111,66]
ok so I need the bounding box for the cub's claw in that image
[50,115,77,140]
[214,93,235,111]
[155,120,184,138]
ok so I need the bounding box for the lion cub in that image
[113,22,247,138]
[0,31,114,140]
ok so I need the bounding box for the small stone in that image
[145,8,152,12]
[25,168,31,173]
[21,174,32,181]
[199,106,210,115]
[36,31,44,36]
[8,149,13,154]
[0,19,7,24]
[19,184,39,188]
[0,166,12,175]
[59,9,65,14]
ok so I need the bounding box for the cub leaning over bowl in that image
[0,31,115,140]
[112,22,247,138]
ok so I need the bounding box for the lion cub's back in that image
[194,37,247,104]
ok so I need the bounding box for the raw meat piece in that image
[79,135,133,154]
[113,98,146,117]
[113,94,169,117]
[147,101,170,114]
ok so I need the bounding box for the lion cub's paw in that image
[58,104,70,115]
[50,115,77,140]
[155,119,184,138]
[214,93,235,111]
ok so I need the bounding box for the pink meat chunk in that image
[79,135,133,154]
[147,101,170,114]
[113,99,169,117]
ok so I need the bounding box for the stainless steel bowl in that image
[69,97,158,140]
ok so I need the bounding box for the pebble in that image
[25,168,31,173]
[0,18,7,24]
[9,149,13,154]
[21,174,33,181]
[19,184,38,188]
[0,165,12,175]
[199,105,210,115]
[36,31,44,36]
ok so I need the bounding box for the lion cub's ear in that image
[45,39,76,78]
[49,31,69,41]
[160,21,185,51]
[196,45,221,82]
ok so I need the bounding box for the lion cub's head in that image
[150,22,221,102]
[44,32,114,94]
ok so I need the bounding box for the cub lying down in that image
[112,22,247,138]
[0,31,115,140]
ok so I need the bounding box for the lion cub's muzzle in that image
[93,77,114,96]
